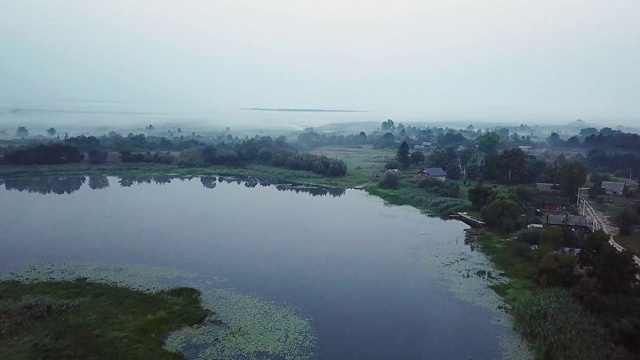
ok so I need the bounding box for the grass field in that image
[311,145,395,185]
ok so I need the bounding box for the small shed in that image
[601,181,625,196]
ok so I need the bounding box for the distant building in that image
[414,145,424,151]
[457,145,466,151]
[601,181,625,196]
[418,167,447,181]
[518,145,533,153]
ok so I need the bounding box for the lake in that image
[0,175,529,359]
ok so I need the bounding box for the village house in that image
[417,167,447,181]
[601,181,625,196]
[538,196,571,212]
[547,214,593,233]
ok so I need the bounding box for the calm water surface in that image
[0,176,521,359]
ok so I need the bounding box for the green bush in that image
[378,173,399,189]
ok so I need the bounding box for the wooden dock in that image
[450,212,485,228]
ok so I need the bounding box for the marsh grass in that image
[476,233,538,303]
[367,186,471,216]
[512,289,632,360]
[0,280,210,359]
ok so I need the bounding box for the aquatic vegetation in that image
[3,262,318,360]
[0,280,209,359]
[167,289,316,360]
[412,235,534,360]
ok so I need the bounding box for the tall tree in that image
[15,126,29,138]
[560,161,587,201]
[46,127,56,137]
[397,141,410,169]
[477,132,502,154]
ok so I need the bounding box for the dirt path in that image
[583,198,640,267]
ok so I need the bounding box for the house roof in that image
[538,196,571,206]
[425,167,447,177]
[601,181,625,193]
[536,183,560,191]
[547,214,590,228]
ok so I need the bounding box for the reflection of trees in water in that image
[275,184,345,197]
[153,175,172,185]
[88,175,109,190]
[1,174,345,197]
[4,176,86,194]
[200,176,217,189]
[214,175,344,197]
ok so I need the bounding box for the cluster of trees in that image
[586,148,640,177]
[468,185,537,232]
[173,137,347,177]
[536,228,640,355]
[296,131,368,150]
[3,143,84,165]
[1,133,347,177]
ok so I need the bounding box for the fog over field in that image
[1,1,639,128]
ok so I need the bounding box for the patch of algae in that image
[412,240,534,360]
[3,262,318,360]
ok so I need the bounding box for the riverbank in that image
[0,280,210,359]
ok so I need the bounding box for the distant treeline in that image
[3,143,84,165]
[1,135,347,177]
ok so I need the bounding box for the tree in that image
[481,198,520,232]
[374,133,395,149]
[88,149,108,164]
[46,127,56,137]
[616,208,638,236]
[468,185,494,210]
[378,172,399,189]
[547,132,561,146]
[410,151,425,164]
[446,159,461,180]
[537,252,577,288]
[578,230,639,295]
[541,226,564,251]
[497,148,527,183]
[477,132,502,154]
[559,161,587,201]
[397,141,410,169]
[15,126,29,138]
[381,119,395,131]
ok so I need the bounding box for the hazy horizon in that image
[1,1,639,126]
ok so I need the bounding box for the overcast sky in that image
[1,1,638,122]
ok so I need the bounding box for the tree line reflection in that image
[1,175,345,197]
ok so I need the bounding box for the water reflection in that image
[2,174,345,197]
[3,176,86,195]
[88,175,109,190]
